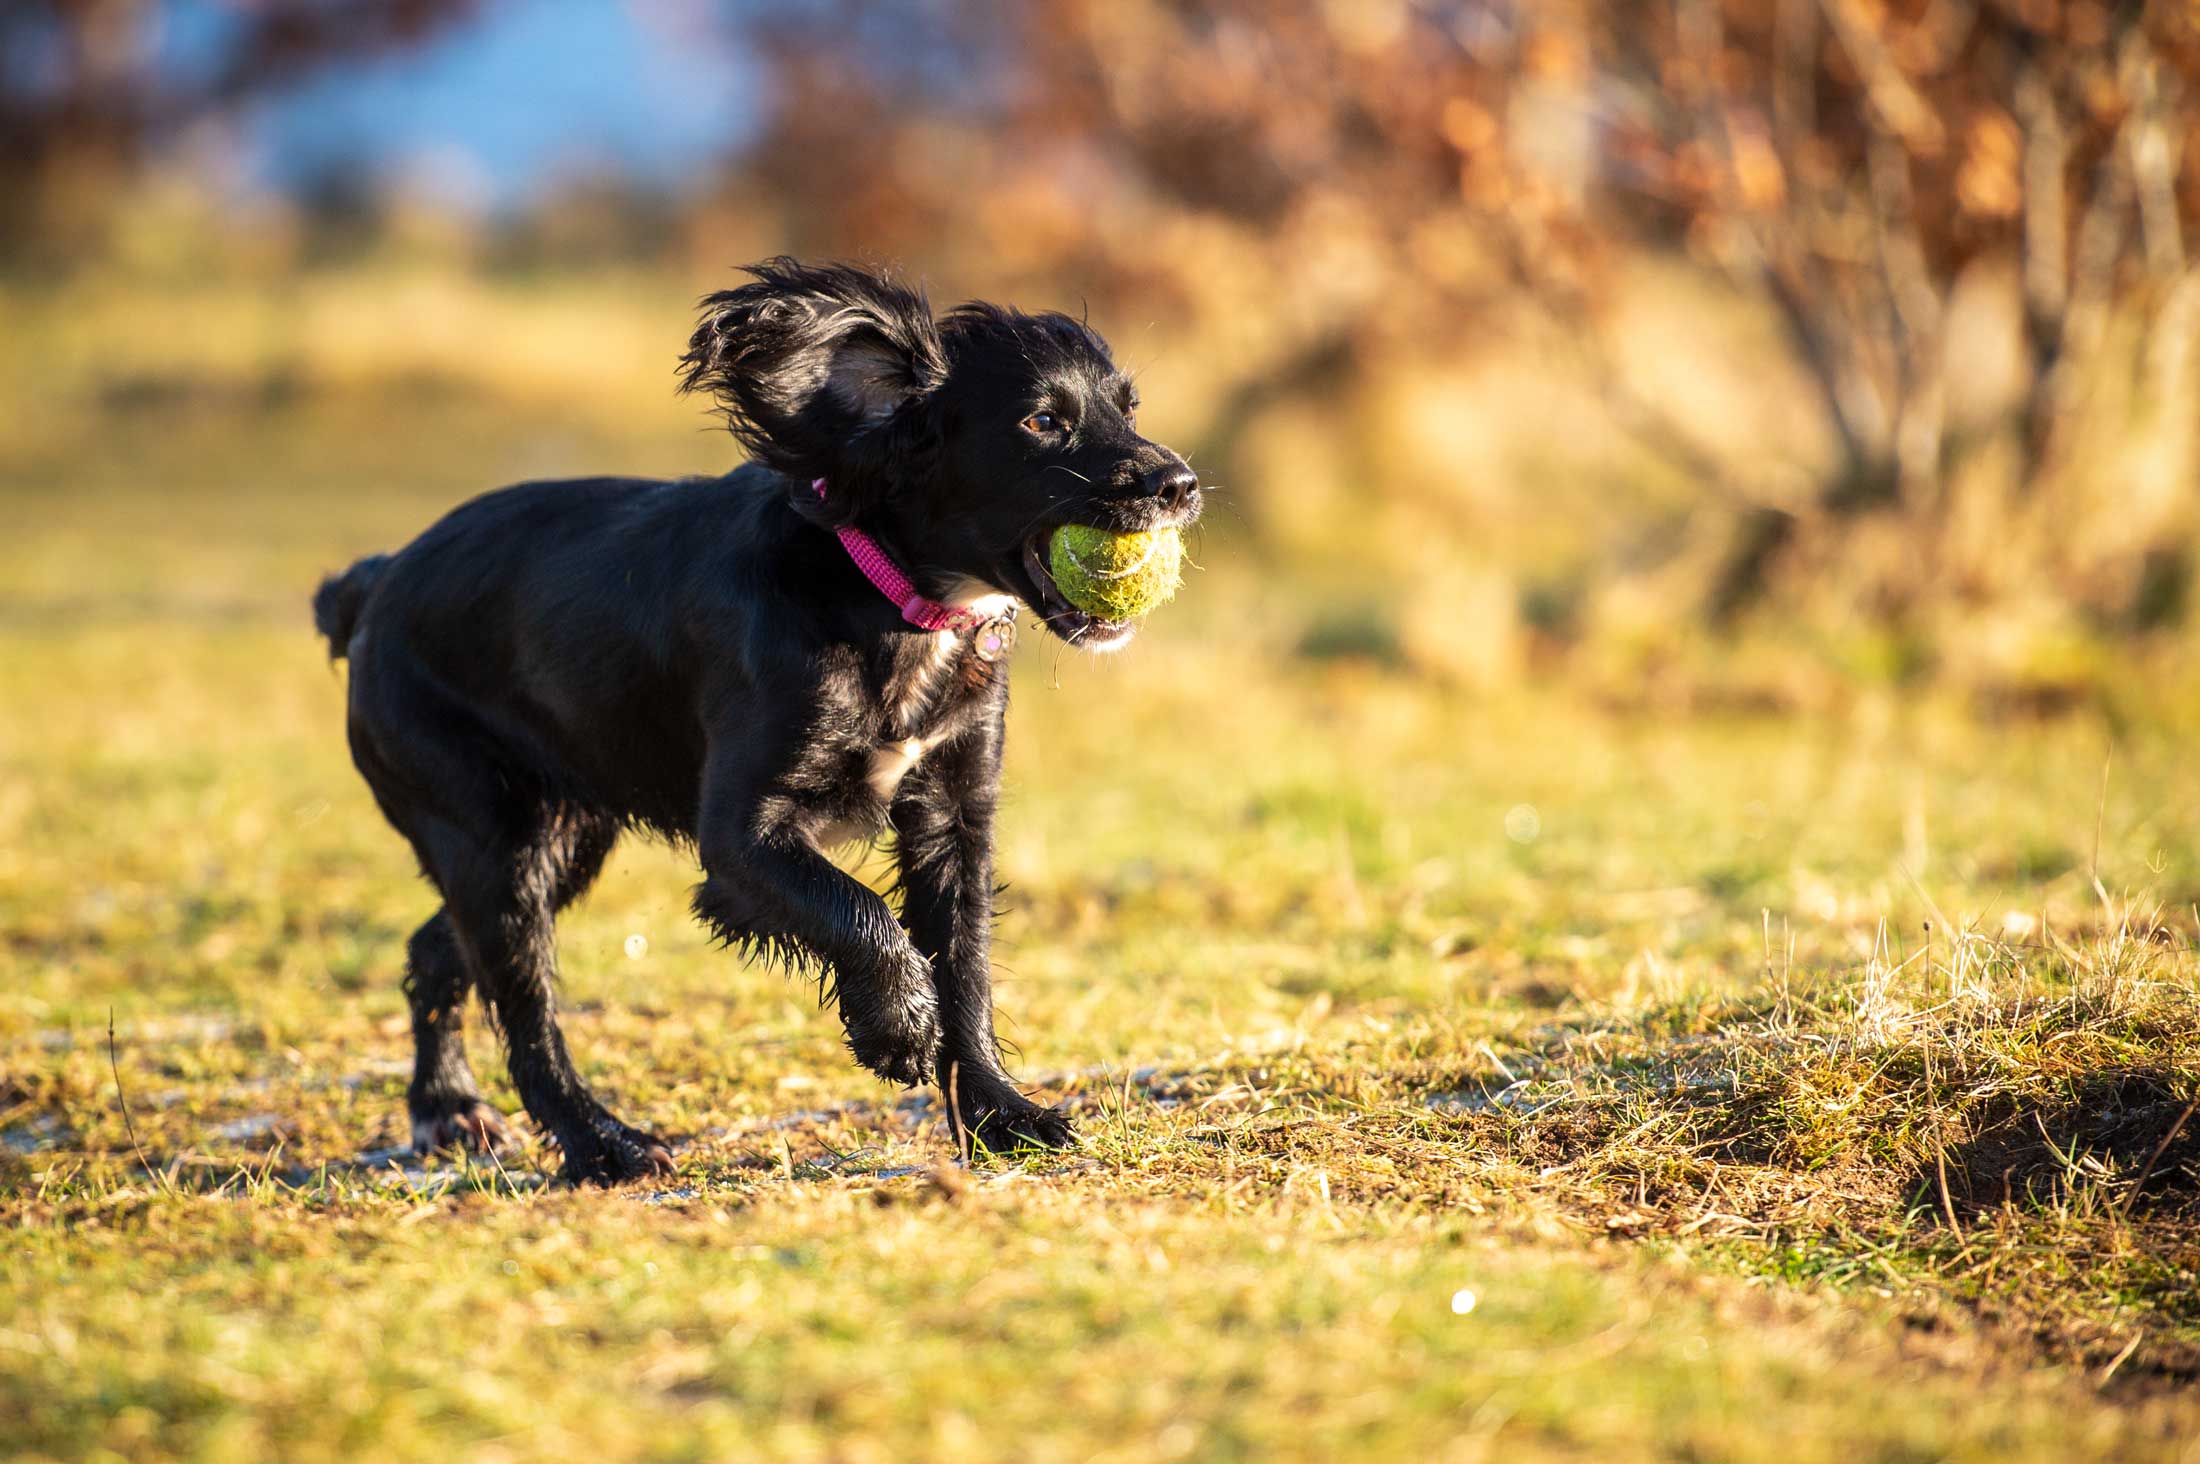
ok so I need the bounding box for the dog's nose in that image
[1142,463,1198,512]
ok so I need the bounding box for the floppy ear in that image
[679,258,948,525]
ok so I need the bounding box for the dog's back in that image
[317,470,798,840]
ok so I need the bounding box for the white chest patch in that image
[879,630,961,735]
[817,731,949,848]
[847,593,1013,836]
[866,736,931,800]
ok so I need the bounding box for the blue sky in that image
[168,0,761,206]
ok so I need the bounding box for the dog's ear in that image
[680,258,947,525]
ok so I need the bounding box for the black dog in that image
[313,259,1199,1183]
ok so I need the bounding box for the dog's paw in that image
[410,1096,515,1155]
[970,1101,1078,1153]
[846,1010,942,1088]
[843,950,942,1087]
[555,1117,677,1187]
[951,1076,1078,1153]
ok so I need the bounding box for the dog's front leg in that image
[892,718,1077,1151]
[692,749,941,1086]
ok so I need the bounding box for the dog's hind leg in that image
[404,909,512,1154]
[405,802,665,1186]
[403,818,616,1156]
[349,660,657,1183]
[347,664,517,1156]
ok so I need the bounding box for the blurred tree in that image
[1578,0,2200,621]
[722,0,2199,630]
[0,0,482,259]
[723,0,1541,478]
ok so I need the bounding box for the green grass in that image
[7,367,2200,1460]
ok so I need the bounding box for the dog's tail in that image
[312,554,390,659]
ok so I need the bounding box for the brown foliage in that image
[731,0,2200,625]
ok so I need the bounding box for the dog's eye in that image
[1021,411,1062,435]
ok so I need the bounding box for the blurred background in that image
[2,0,2196,704]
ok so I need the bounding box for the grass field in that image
[5,303,2200,1460]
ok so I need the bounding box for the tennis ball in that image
[1047,524,1184,622]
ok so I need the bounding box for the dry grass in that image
[1392,904,2200,1376]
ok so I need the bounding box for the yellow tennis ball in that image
[1048,524,1184,622]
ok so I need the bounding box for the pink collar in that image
[811,477,998,634]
